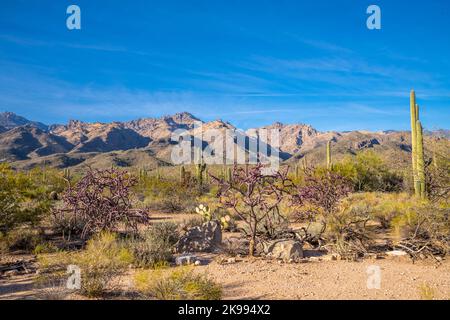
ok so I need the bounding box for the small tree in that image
[212,164,291,256]
[54,168,149,239]
[293,169,352,216]
[291,168,353,246]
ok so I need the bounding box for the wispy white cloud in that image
[0,33,150,56]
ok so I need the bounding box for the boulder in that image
[175,255,198,266]
[222,237,249,256]
[385,250,410,262]
[176,220,222,253]
[263,239,304,261]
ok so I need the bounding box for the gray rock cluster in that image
[176,220,222,253]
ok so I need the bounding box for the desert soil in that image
[1,214,448,300]
[198,256,450,300]
[1,253,449,300]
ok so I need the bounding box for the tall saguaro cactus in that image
[326,140,332,170]
[410,91,418,195]
[180,166,186,184]
[410,90,426,199]
[196,163,207,187]
[416,119,426,199]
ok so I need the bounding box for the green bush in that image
[0,164,52,235]
[129,222,179,268]
[137,177,198,213]
[135,267,222,300]
[33,242,59,255]
[0,227,43,252]
[332,151,403,192]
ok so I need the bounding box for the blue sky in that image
[0,0,449,131]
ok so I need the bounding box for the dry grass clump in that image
[128,222,179,268]
[134,267,222,300]
[38,232,132,298]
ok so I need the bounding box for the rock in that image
[176,220,222,253]
[308,257,321,262]
[322,254,339,261]
[194,260,202,266]
[227,257,237,264]
[386,250,410,262]
[386,250,408,256]
[222,237,249,256]
[5,270,19,277]
[175,255,198,266]
[354,138,380,149]
[263,240,303,262]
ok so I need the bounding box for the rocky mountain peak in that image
[0,111,48,131]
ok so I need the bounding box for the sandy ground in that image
[1,213,448,300]
[1,254,449,300]
[198,257,450,300]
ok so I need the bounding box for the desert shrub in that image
[323,195,374,259]
[53,168,149,239]
[128,222,179,268]
[419,283,436,300]
[0,164,52,235]
[392,203,449,258]
[179,216,204,232]
[291,171,370,255]
[27,167,69,196]
[241,208,290,240]
[342,192,426,230]
[77,232,133,297]
[332,151,403,192]
[49,209,88,241]
[0,227,43,252]
[38,232,133,297]
[35,274,72,300]
[140,178,197,213]
[135,267,222,300]
[212,164,291,256]
[426,138,450,201]
[293,169,352,217]
[328,193,450,259]
[33,242,59,255]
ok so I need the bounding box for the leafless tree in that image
[211,164,291,256]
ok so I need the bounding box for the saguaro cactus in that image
[302,156,308,170]
[410,91,419,195]
[410,90,426,199]
[204,168,210,184]
[155,164,161,181]
[228,167,233,182]
[196,163,207,186]
[180,166,186,184]
[416,119,426,199]
[326,141,332,170]
[63,168,71,181]
[138,167,147,181]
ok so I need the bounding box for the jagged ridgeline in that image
[0,111,448,174]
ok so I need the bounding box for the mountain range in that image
[0,111,448,171]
